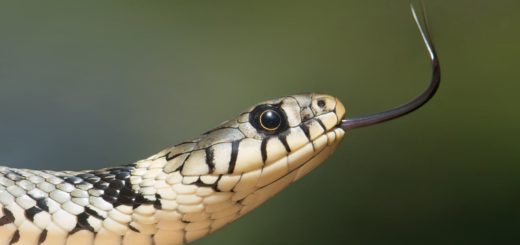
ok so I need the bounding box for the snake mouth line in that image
[251,144,329,192]
[190,126,344,194]
[264,117,343,166]
[256,114,344,168]
[258,127,344,183]
[254,129,342,190]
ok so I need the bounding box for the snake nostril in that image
[317,100,326,108]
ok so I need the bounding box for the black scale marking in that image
[153,194,162,210]
[56,165,162,235]
[128,224,140,233]
[260,138,269,163]
[36,198,49,212]
[70,212,95,234]
[67,166,157,209]
[278,133,292,153]
[0,207,15,225]
[299,124,311,141]
[299,123,315,151]
[0,161,171,238]
[315,118,328,132]
[9,230,19,244]
[38,229,47,245]
[84,207,104,220]
[227,141,240,174]
[24,206,42,222]
[193,175,222,192]
[205,147,215,173]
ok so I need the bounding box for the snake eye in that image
[250,105,288,134]
[259,110,281,131]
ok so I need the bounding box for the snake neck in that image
[0,128,343,245]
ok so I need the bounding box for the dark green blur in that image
[0,0,518,244]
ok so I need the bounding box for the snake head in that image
[125,93,348,240]
[215,93,345,175]
[158,94,345,203]
[165,93,346,176]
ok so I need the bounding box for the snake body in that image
[0,94,346,245]
[0,6,441,244]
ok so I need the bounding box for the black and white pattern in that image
[0,93,346,245]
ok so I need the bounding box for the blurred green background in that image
[0,0,518,244]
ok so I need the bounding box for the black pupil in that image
[260,110,281,130]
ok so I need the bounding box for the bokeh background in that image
[0,0,518,244]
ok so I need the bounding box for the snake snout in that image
[307,93,346,129]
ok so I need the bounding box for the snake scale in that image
[0,6,440,245]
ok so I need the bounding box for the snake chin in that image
[233,127,345,217]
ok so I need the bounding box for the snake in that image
[0,6,440,245]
